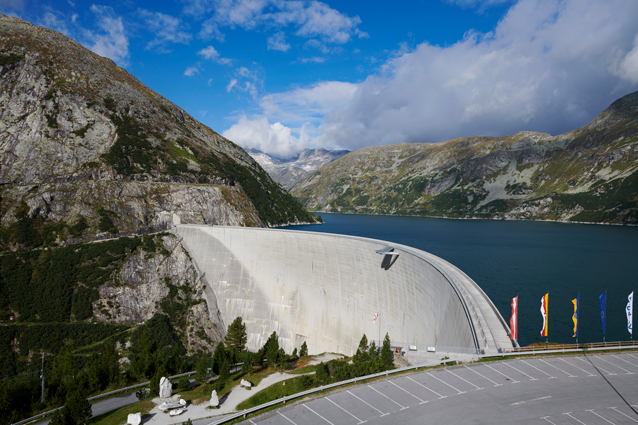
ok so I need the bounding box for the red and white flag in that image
[510,296,518,341]
[373,312,378,323]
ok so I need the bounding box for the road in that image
[239,352,638,425]
[35,392,139,425]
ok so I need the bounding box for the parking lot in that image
[240,353,638,424]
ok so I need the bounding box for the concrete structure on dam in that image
[172,225,513,357]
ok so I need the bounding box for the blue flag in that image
[599,292,607,335]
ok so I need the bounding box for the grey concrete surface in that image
[241,352,638,425]
[34,392,139,425]
[173,225,512,357]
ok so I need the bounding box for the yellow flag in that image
[572,295,579,338]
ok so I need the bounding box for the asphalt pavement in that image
[239,352,638,425]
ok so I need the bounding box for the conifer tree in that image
[315,361,330,385]
[299,341,308,357]
[224,317,247,363]
[265,332,280,366]
[380,333,394,370]
[211,342,227,375]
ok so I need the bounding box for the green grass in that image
[88,400,154,425]
[236,375,315,410]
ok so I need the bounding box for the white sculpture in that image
[240,379,252,388]
[179,398,187,406]
[127,413,142,425]
[158,401,182,412]
[210,389,219,407]
[159,377,172,398]
[169,409,183,416]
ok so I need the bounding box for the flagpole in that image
[604,290,607,344]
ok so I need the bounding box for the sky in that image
[2,0,638,159]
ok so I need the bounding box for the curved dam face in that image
[173,225,512,356]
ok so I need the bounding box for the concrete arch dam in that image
[172,225,512,356]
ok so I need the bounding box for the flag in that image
[540,293,549,337]
[510,296,518,341]
[373,312,378,323]
[628,292,634,335]
[599,292,606,335]
[572,295,579,338]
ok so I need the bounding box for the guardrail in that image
[206,343,638,425]
[503,340,638,353]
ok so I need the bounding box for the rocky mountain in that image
[248,147,349,189]
[292,91,638,225]
[0,14,317,249]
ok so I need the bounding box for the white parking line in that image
[428,372,466,394]
[627,353,638,362]
[608,407,638,423]
[464,365,501,386]
[541,416,557,424]
[406,376,447,399]
[563,412,587,424]
[389,379,428,404]
[368,385,408,410]
[538,359,575,378]
[326,397,367,424]
[596,356,634,374]
[559,358,594,377]
[484,364,519,383]
[249,419,257,424]
[278,411,298,425]
[521,360,556,379]
[347,390,389,417]
[505,362,538,381]
[613,354,638,368]
[304,404,335,425]
[574,357,615,375]
[587,409,615,424]
[447,369,483,390]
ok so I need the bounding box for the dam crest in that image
[172,225,512,357]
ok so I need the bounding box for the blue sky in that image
[3,0,638,158]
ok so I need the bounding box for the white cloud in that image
[0,0,24,11]
[184,66,200,76]
[86,5,129,66]
[445,0,512,8]
[267,31,291,52]
[310,0,638,151]
[42,11,72,36]
[138,9,192,52]
[226,78,238,92]
[223,116,309,158]
[184,0,364,46]
[300,56,325,63]
[197,45,233,65]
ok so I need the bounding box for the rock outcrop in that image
[0,14,317,250]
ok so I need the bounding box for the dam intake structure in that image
[172,225,513,357]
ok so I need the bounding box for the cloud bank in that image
[228,0,638,157]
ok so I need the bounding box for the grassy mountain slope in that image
[292,91,638,225]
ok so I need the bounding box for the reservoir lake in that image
[284,213,638,347]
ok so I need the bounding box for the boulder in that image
[127,413,142,425]
[210,390,219,407]
[159,377,172,398]
[179,399,187,406]
[240,379,252,388]
[169,409,183,416]
[158,402,182,412]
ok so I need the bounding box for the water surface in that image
[284,213,638,346]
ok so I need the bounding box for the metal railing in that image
[205,342,638,425]
[503,340,637,353]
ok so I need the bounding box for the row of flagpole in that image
[509,292,634,345]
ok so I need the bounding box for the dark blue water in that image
[284,213,638,346]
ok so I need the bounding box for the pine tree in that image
[368,341,377,358]
[241,351,253,374]
[354,334,368,364]
[224,317,247,363]
[299,341,308,357]
[266,332,280,366]
[380,333,394,370]
[150,365,166,396]
[211,342,227,375]
[195,353,210,383]
[315,361,330,385]
[215,359,230,392]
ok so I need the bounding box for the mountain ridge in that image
[291,91,638,225]
[0,14,318,249]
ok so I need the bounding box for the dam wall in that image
[173,225,512,356]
